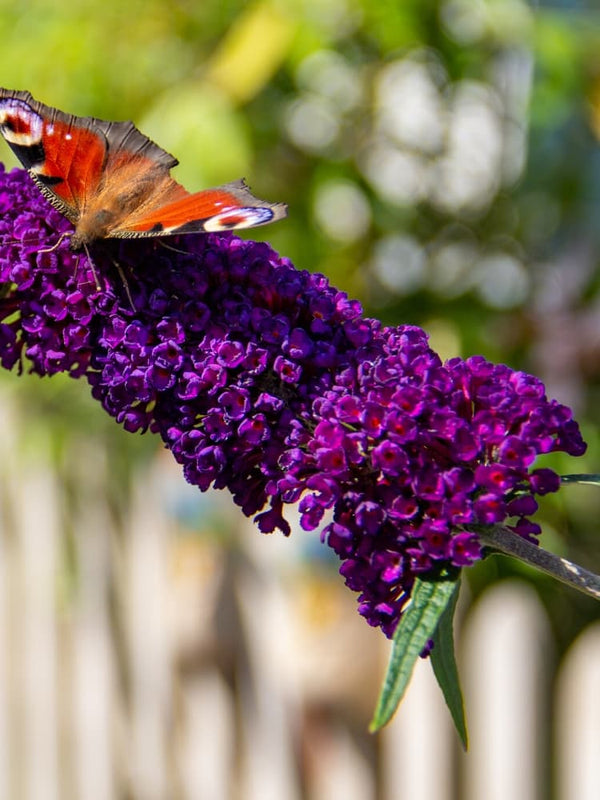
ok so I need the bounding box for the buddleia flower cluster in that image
[0,166,587,636]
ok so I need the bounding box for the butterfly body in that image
[0,89,287,250]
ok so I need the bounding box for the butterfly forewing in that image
[0,89,106,218]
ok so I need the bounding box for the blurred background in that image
[0,0,600,798]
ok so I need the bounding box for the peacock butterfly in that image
[0,88,287,251]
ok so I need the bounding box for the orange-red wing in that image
[0,89,177,219]
[113,179,288,235]
[34,122,107,214]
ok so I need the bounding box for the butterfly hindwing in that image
[113,178,288,236]
[0,88,287,248]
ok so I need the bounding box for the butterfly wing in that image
[111,177,288,236]
[0,88,178,224]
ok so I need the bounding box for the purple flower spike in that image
[0,166,588,637]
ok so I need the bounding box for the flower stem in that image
[476,525,600,601]
[561,473,600,486]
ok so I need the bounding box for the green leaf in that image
[370,576,459,732]
[561,473,600,487]
[430,579,468,750]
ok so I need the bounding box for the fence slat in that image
[383,657,455,800]
[555,622,600,800]
[126,477,173,800]
[72,495,116,800]
[18,467,60,800]
[461,580,550,800]
[179,672,235,800]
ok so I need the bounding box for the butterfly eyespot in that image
[0,99,43,146]
[203,207,275,232]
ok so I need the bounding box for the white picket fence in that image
[0,394,598,800]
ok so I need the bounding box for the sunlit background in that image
[1,0,600,798]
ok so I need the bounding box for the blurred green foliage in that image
[1,0,600,650]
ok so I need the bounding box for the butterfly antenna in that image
[157,240,192,257]
[0,231,70,251]
[81,243,103,292]
[115,262,135,311]
[100,247,135,310]
[37,232,71,253]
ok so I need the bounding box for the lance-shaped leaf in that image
[430,579,467,749]
[370,577,460,732]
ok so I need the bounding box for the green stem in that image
[476,525,600,601]
[561,474,600,486]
